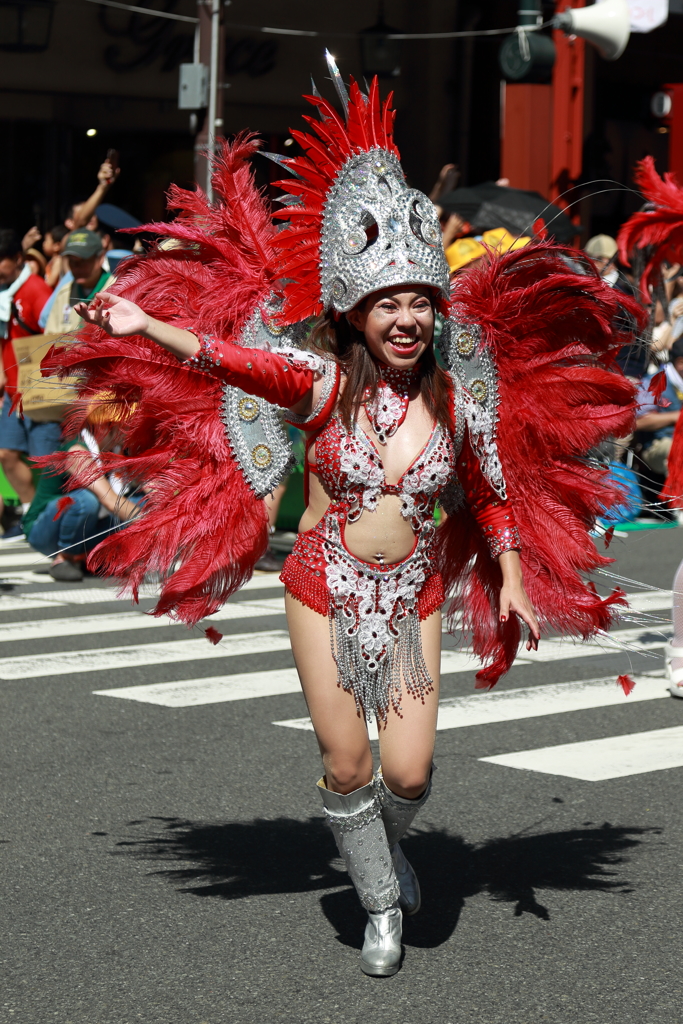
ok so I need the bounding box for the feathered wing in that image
[617,156,683,302]
[437,244,647,687]
[40,135,278,625]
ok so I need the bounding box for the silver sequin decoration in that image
[322,790,400,912]
[440,317,507,499]
[375,767,433,847]
[323,515,435,722]
[284,358,339,428]
[219,303,316,497]
[320,148,450,313]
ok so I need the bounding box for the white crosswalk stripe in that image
[0,540,679,780]
[0,597,287,644]
[94,668,302,706]
[480,724,683,781]
[0,630,291,679]
[0,551,51,569]
[273,674,672,741]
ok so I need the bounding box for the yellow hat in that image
[445,228,530,273]
[480,228,531,254]
[445,236,486,273]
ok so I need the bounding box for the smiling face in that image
[347,285,435,369]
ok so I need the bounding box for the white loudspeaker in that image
[554,0,631,61]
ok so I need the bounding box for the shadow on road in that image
[113,816,659,949]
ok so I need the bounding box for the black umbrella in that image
[438,182,579,244]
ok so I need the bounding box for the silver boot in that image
[317,778,402,976]
[361,904,403,977]
[375,767,432,916]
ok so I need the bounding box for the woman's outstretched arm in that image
[74,291,200,360]
[74,290,317,410]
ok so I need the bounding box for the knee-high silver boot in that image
[375,767,432,916]
[317,778,402,976]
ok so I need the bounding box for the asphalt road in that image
[1,526,682,1024]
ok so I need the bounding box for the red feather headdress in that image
[270,75,400,324]
[617,156,683,301]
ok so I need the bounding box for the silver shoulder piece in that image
[220,305,311,498]
[286,358,339,428]
[440,317,507,500]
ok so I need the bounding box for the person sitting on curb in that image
[23,424,141,582]
[0,228,55,538]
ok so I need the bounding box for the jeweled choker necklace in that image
[363,363,421,445]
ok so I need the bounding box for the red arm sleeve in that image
[457,428,521,559]
[184,335,316,408]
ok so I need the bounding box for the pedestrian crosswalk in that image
[1,539,680,782]
[273,673,673,741]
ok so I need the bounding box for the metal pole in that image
[207,0,220,202]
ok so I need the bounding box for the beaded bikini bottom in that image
[281,512,443,722]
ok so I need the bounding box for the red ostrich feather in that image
[270,77,400,324]
[437,243,647,688]
[661,406,683,510]
[617,156,683,301]
[38,134,276,626]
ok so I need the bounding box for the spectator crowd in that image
[0,156,143,579]
[1,154,682,582]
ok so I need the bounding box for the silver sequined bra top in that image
[310,415,455,530]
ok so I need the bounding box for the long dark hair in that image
[309,307,453,434]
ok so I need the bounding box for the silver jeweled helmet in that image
[321,148,448,313]
[267,51,450,324]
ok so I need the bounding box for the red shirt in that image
[1,273,52,397]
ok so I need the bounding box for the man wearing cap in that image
[584,234,620,283]
[45,229,112,336]
[585,234,646,382]
[636,337,683,476]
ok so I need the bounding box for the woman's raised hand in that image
[75,291,150,338]
[76,290,199,359]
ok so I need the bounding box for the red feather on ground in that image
[617,674,636,696]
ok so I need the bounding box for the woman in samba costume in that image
[46,55,641,976]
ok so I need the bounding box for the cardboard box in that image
[13,333,78,423]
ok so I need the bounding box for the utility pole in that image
[207,0,221,202]
[193,0,224,200]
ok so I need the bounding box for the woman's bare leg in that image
[285,591,373,794]
[377,609,441,799]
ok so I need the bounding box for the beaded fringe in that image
[329,599,433,722]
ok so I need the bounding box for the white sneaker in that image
[664,643,683,699]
